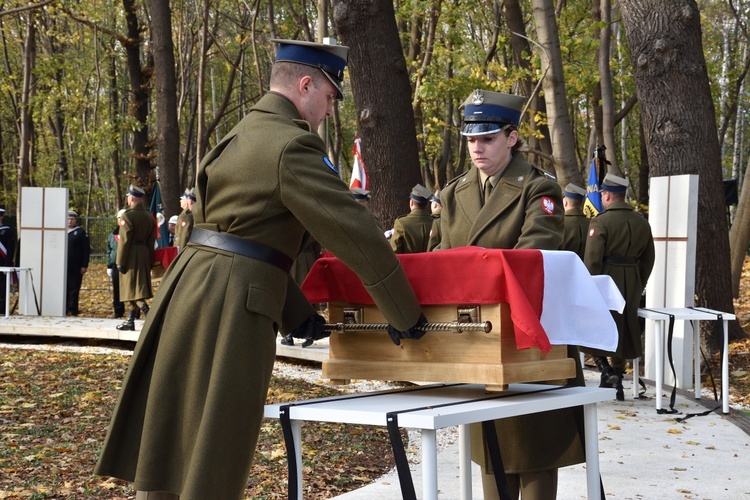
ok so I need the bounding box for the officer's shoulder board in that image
[531,163,557,181]
[444,170,469,188]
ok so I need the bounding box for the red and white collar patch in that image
[541,196,555,215]
[119,219,126,226]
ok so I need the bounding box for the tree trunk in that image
[332,0,422,230]
[531,0,579,185]
[148,0,181,218]
[122,0,152,189]
[195,0,210,181]
[598,0,620,175]
[620,0,745,351]
[729,154,750,297]
[17,13,36,220]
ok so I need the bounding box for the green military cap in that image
[351,187,371,201]
[182,188,196,202]
[272,38,350,100]
[563,183,586,200]
[127,184,145,197]
[410,184,432,203]
[430,189,441,205]
[461,89,526,136]
[601,173,628,193]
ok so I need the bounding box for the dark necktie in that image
[483,178,493,206]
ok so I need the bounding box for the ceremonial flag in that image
[583,155,603,217]
[349,135,369,190]
[150,181,171,248]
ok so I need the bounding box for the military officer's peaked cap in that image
[182,188,197,202]
[410,184,432,203]
[127,184,145,197]
[563,183,586,200]
[430,189,442,205]
[0,208,5,214]
[601,173,628,193]
[461,89,526,136]
[351,187,371,200]
[272,38,350,100]
[168,215,178,225]
[68,210,78,217]
[117,209,127,219]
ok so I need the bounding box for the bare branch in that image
[0,0,55,18]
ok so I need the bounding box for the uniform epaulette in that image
[531,163,557,180]
[445,170,470,187]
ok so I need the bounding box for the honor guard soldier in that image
[0,208,16,315]
[115,185,156,331]
[582,173,655,400]
[427,189,442,251]
[389,183,434,253]
[440,89,583,500]
[96,38,425,499]
[561,183,590,260]
[66,210,90,316]
[174,188,196,251]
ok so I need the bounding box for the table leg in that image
[722,320,730,414]
[693,320,701,399]
[23,270,30,315]
[5,272,10,319]
[655,319,664,412]
[292,420,302,500]
[458,424,472,500]
[422,429,438,500]
[583,403,601,500]
[631,357,639,399]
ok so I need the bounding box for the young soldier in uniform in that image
[115,185,156,331]
[582,173,655,400]
[389,183,434,253]
[66,210,90,316]
[439,89,584,500]
[562,183,590,261]
[95,39,425,499]
[174,188,195,251]
[427,189,442,251]
[0,208,16,315]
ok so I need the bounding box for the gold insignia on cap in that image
[472,89,484,106]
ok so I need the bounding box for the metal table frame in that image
[637,307,735,414]
[265,383,611,500]
[0,267,32,318]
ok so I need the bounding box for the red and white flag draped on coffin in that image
[301,247,621,354]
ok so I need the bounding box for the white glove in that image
[107,268,113,277]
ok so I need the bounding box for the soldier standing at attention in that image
[427,189,442,251]
[66,210,90,316]
[561,183,590,260]
[174,188,195,251]
[95,39,426,499]
[115,185,156,331]
[439,89,584,500]
[0,208,16,316]
[389,183,434,253]
[582,173,655,401]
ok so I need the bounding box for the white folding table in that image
[265,383,612,500]
[637,307,735,414]
[0,267,33,318]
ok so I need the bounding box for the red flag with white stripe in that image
[349,135,369,190]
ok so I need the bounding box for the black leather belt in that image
[188,227,293,272]
[604,256,637,265]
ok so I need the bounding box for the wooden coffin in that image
[323,301,575,392]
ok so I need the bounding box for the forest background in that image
[1,0,749,352]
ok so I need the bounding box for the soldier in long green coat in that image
[427,189,442,251]
[389,183,434,253]
[115,185,156,331]
[582,173,655,400]
[439,89,584,500]
[95,39,425,500]
[562,183,590,260]
[173,188,195,251]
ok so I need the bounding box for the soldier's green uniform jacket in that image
[440,152,585,474]
[562,207,590,260]
[95,92,422,498]
[174,209,193,249]
[582,201,655,359]
[427,214,441,252]
[439,152,564,250]
[116,205,155,302]
[389,207,433,253]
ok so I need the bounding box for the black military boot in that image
[594,356,619,388]
[140,304,150,317]
[614,368,625,401]
[116,310,137,331]
[280,334,294,346]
